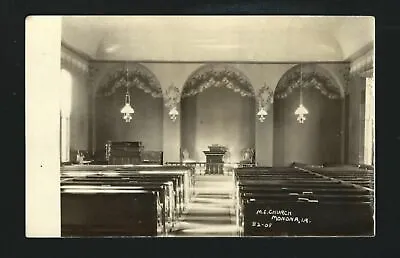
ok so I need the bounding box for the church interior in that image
[26,16,375,237]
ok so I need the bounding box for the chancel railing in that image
[166,161,256,175]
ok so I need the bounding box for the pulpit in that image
[203,145,227,174]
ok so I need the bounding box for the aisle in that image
[170,174,237,237]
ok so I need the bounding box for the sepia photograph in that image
[26,15,375,238]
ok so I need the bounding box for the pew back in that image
[61,188,162,237]
[234,166,374,236]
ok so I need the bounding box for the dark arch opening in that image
[180,64,256,163]
[94,63,164,161]
[273,64,343,166]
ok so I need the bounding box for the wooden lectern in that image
[203,145,227,174]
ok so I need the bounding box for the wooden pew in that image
[62,179,176,233]
[323,163,374,170]
[61,170,186,217]
[61,165,195,213]
[234,166,374,236]
[294,164,374,190]
[239,185,372,196]
[61,165,195,231]
[240,198,373,236]
[129,171,191,210]
[61,188,164,237]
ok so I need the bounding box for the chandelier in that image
[120,67,135,123]
[294,65,308,124]
[257,107,268,122]
[168,106,179,122]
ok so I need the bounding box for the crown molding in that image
[61,43,90,75]
[61,41,93,61]
[90,59,350,65]
[346,41,374,63]
[349,47,374,78]
[358,68,374,78]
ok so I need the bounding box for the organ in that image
[105,141,164,165]
[105,141,143,165]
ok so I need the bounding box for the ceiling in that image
[61,16,374,62]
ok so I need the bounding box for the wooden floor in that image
[169,174,237,237]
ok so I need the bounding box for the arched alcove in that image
[95,63,164,156]
[180,64,256,163]
[273,64,343,166]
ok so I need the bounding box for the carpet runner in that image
[169,174,237,237]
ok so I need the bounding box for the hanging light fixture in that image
[257,107,268,122]
[168,106,179,122]
[294,64,308,124]
[120,66,135,123]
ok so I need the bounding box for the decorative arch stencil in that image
[164,84,181,109]
[181,64,255,98]
[274,64,343,100]
[256,83,274,108]
[96,63,163,98]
